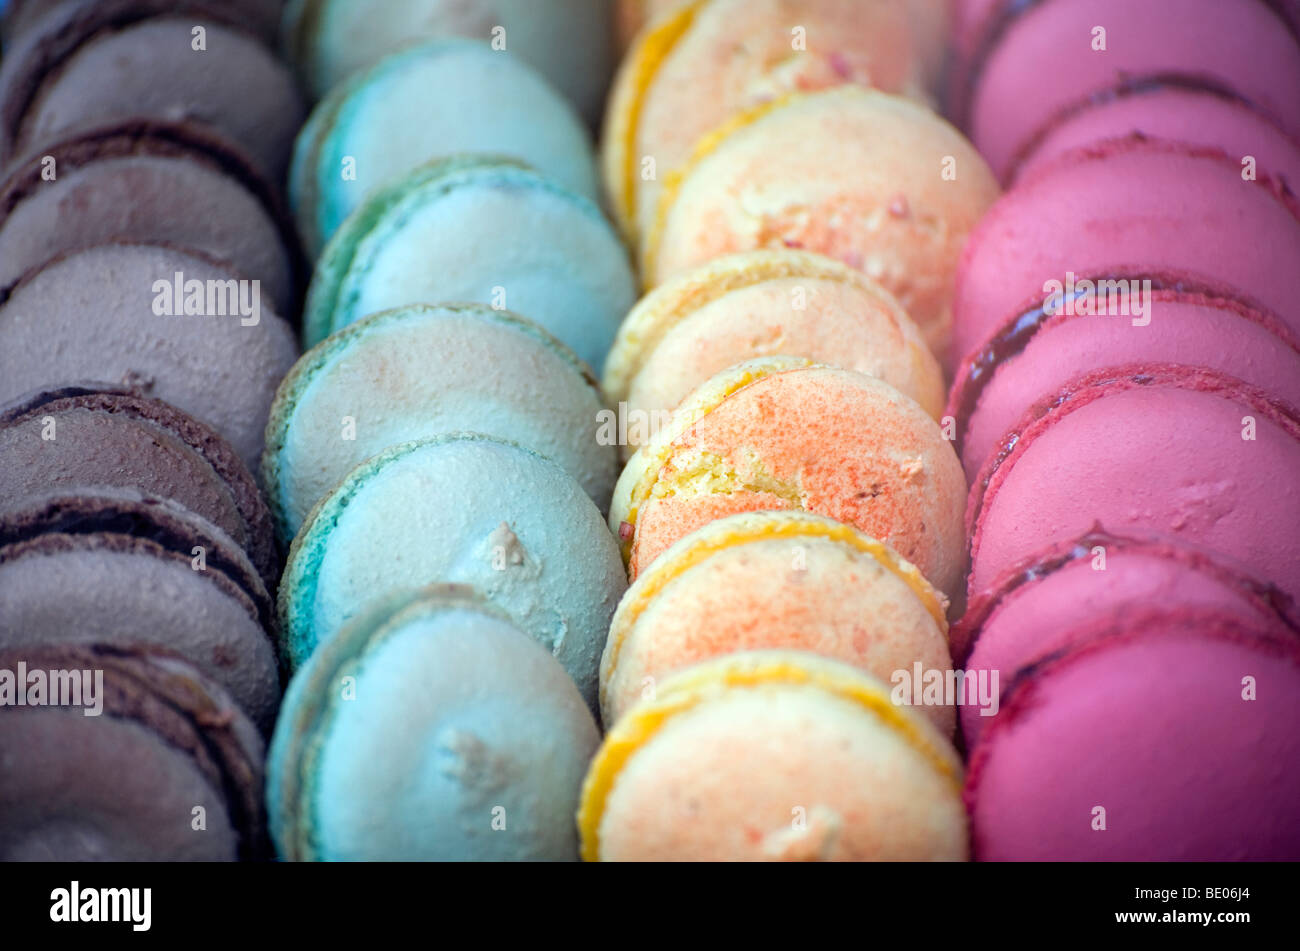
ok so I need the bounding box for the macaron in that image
[957,0,1300,183]
[643,86,1000,365]
[578,650,968,861]
[951,141,1300,372]
[0,643,266,861]
[277,434,627,711]
[966,365,1300,605]
[263,302,619,544]
[602,0,929,242]
[603,249,945,459]
[0,118,299,315]
[1,0,286,45]
[0,242,299,474]
[611,358,967,601]
[599,510,953,732]
[267,585,599,861]
[948,290,1300,481]
[956,529,1300,748]
[1011,87,1300,187]
[0,488,280,731]
[302,155,635,367]
[289,38,597,258]
[0,0,304,180]
[965,607,1300,860]
[282,0,614,124]
[613,0,687,54]
[0,383,278,591]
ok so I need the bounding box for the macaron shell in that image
[0,534,280,732]
[278,435,627,710]
[966,0,1300,182]
[604,250,945,456]
[0,384,278,590]
[601,511,952,730]
[953,293,1300,480]
[951,142,1300,370]
[1013,87,1300,187]
[622,364,967,600]
[0,643,265,861]
[270,591,598,861]
[606,0,927,240]
[0,122,297,313]
[284,0,614,124]
[960,537,1300,748]
[0,243,299,475]
[967,615,1300,860]
[967,368,1300,603]
[585,651,966,861]
[646,87,999,365]
[1,11,304,180]
[304,157,634,368]
[291,39,597,257]
[263,303,618,543]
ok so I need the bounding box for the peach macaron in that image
[578,650,968,861]
[641,87,999,365]
[609,357,967,600]
[602,249,946,458]
[599,510,954,732]
[603,0,931,242]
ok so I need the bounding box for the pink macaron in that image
[960,0,1300,182]
[950,140,1300,371]
[948,290,1300,481]
[1012,85,1300,186]
[965,607,1300,860]
[966,365,1300,605]
[955,529,1300,749]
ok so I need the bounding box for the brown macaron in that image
[0,642,266,861]
[0,0,304,180]
[0,383,278,589]
[0,119,301,313]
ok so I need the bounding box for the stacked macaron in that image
[262,9,636,860]
[948,0,1300,859]
[581,0,1001,861]
[0,0,306,860]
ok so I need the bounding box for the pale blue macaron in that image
[277,433,627,711]
[262,302,619,545]
[302,155,635,368]
[289,38,598,257]
[267,584,599,860]
[282,0,614,124]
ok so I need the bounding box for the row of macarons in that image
[0,0,302,860]
[946,0,1300,859]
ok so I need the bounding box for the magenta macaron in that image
[965,364,1300,605]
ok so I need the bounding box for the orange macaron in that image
[609,357,967,600]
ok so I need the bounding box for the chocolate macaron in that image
[0,383,278,589]
[0,119,301,314]
[0,242,299,474]
[0,488,280,731]
[0,643,266,861]
[0,0,304,180]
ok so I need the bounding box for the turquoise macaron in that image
[289,38,598,257]
[267,584,599,861]
[302,154,635,368]
[277,433,627,711]
[262,302,620,544]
